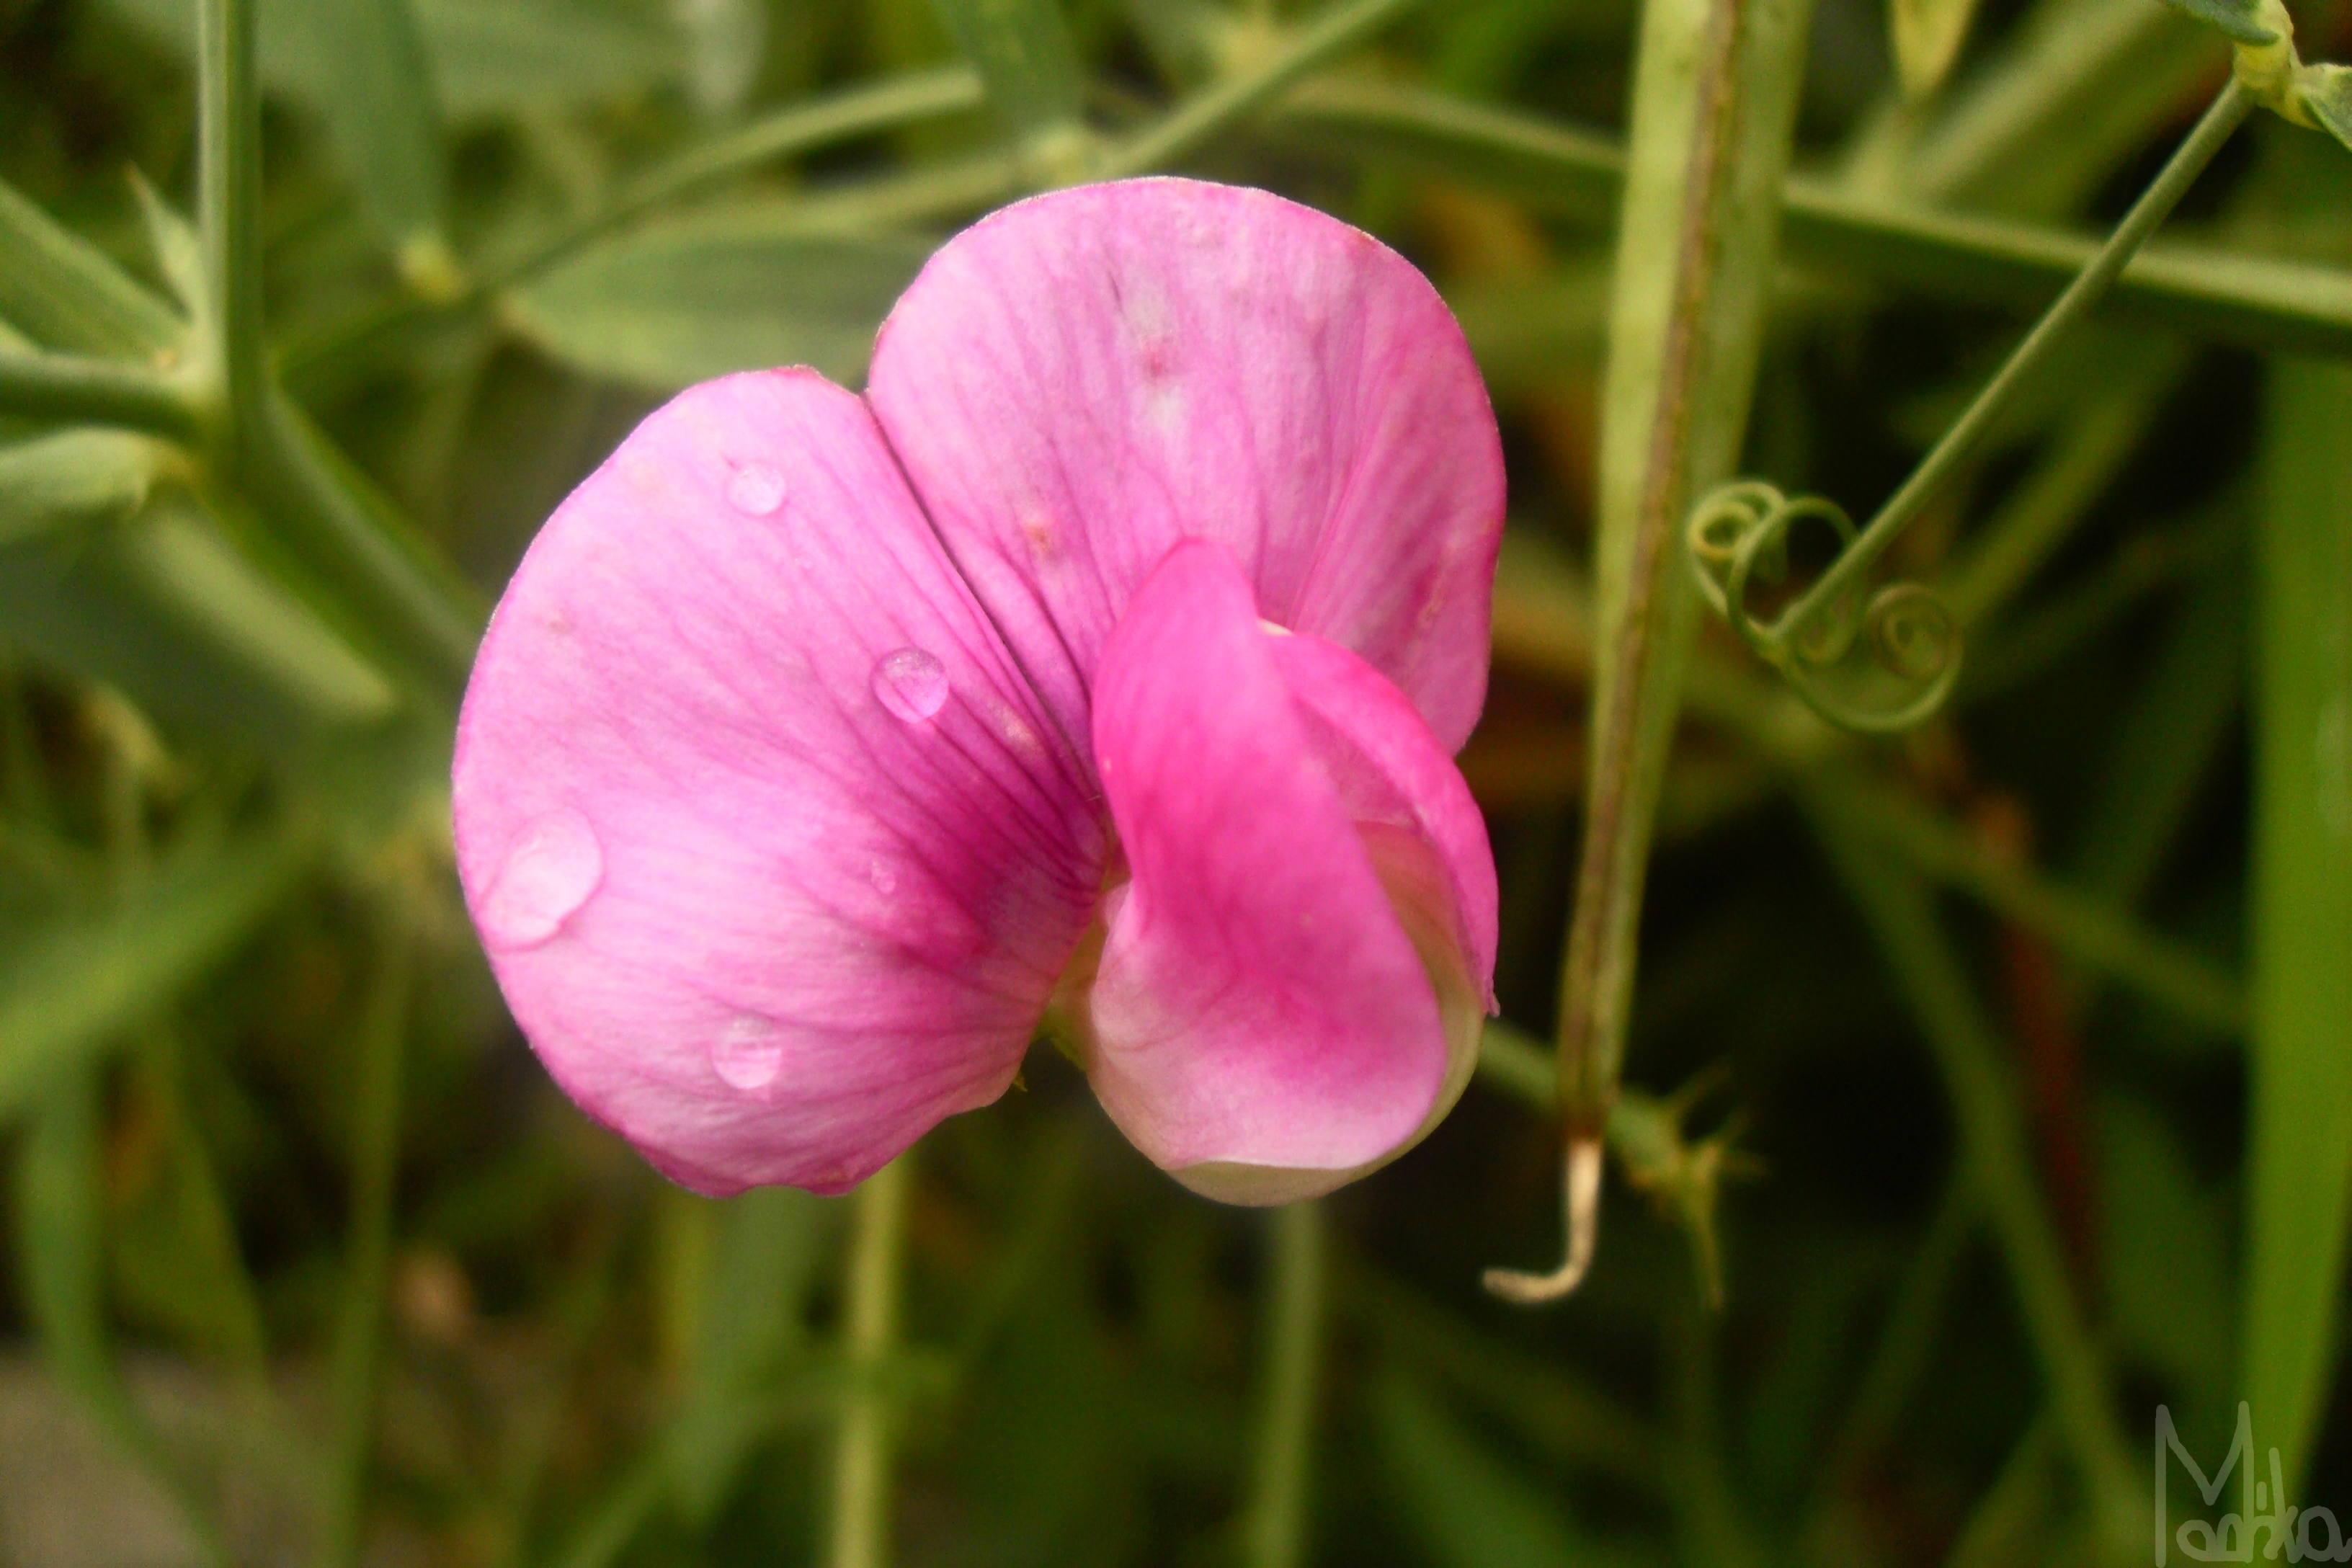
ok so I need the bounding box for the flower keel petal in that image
[1084,540,1456,1203]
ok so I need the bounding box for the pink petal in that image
[865,177,1505,759]
[1268,630,1500,1013]
[453,370,1105,1196]
[1083,539,1476,1203]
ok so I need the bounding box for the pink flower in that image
[452,178,1505,1204]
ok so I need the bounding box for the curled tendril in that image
[1683,480,1964,734]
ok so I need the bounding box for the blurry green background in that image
[1,0,2349,1562]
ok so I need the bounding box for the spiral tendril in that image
[1683,481,1963,734]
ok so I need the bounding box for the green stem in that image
[1242,1202,1326,1568]
[318,901,414,1568]
[1100,0,1438,178]
[829,1154,913,1568]
[1811,765,2243,1035]
[197,0,264,423]
[1805,807,2141,1562]
[0,352,202,439]
[1787,80,2252,631]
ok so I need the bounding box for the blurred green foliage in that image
[1,0,2349,1563]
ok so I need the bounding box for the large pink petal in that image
[453,370,1105,1196]
[865,177,1505,758]
[1083,540,1464,1203]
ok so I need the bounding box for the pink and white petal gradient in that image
[453,370,1105,1196]
[1084,541,1493,1204]
[867,178,1505,759]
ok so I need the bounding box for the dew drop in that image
[725,460,788,516]
[873,647,948,722]
[869,860,898,896]
[477,808,602,950]
[710,1015,785,1092]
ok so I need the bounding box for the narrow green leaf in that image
[2241,356,2352,1496]
[1886,0,2224,216]
[0,178,186,358]
[2301,63,2352,153]
[1369,1371,1653,1568]
[2153,0,2278,45]
[669,1186,832,1518]
[0,824,313,1126]
[0,430,174,548]
[929,0,1086,146]
[1270,82,2352,357]
[110,1046,271,1372]
[505,215,934,391]
[14,1069,228,1565]
[97,0,685,122]
[1889,0,1983,99]
[0,498,400,741]
[313,0,451,270]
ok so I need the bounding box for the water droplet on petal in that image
[869,860,898,896]
[710,1015,785,1091]
[477,808,602,950]
[873,647,948,722]
[726,461,788,516]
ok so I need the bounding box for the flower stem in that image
[1804,808,2141,1561]
[1488,0,1815,1306]
[829,1154,912,1568]
[318,897,414,1568]
[1242,1202,1326,1568]
[196,0,263,424]
[1787,79,2253,633]
[1100,0,1440,178]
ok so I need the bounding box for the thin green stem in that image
[829,1154,913,1568]
[485,68,987,292]
[1788,80,2252,630]
[1810,765,2243,1035]
[283,69,993,382]
[1242,1202,1326,1568]
[197,0,263,422]
[318,899,414,1568]
[0,352,203,439]
[1806,806,2141,1562]
[1100,0,1438,178]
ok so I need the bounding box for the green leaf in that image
[0,497,400,742]
[669,1186,834,1518]
[0,430,174,548]
[14,1069,228,1565]
[313,0,450,265]
[1272,81,2352,357]
[1887,0,2227,218]
[0,177,185,359]
[0,824,313,1128]
[929,0,1086,146]
[505,215,934,391]
[2241,355,2352,1497]
[2096,1093,2235,1407]
[2300,63,2352,153]
[109,1047,271,1372]
[1369,1371,1654,1568]
[1889,0,1984,99]
[97,0,683,122]
[2153,0,2279,45]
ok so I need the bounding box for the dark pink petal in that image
[865,177,1505,759]
[453,370,1105,1196]
[1268,631,1500,1013]
[1084,540,1471,1203]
